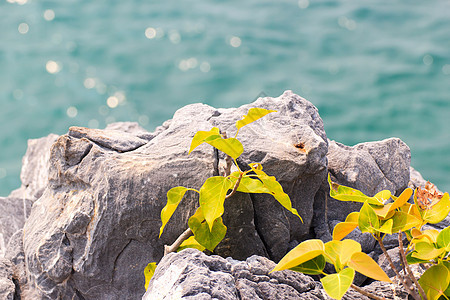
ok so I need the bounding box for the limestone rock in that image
[0,197,31,258]
[327,138,411,222]
[211,90,328,260]
[143,248,323,300]
[0,258,15,300]
[22,91,329,298]
[9,134,59,201]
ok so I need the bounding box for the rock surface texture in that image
[144,248,411,300]
[0,90,443,299]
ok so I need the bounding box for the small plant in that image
[144,108,303,288]
[273,175,450,300]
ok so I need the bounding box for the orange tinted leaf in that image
[332,222,358,241]
[347,252,392,282]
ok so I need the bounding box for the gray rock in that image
[314,138,411,249]
[5,229,27,298]
[377,248,402,279]
[327,138,411,222]
[0,258,15,300]
[409,166,428,190]
[9,134,59,201]
[143,248,323,300]
[343,280,410,300]
[212,90,328,260]
[0,197,31,258]
[22,91,329,298]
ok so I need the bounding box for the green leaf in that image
[377,219,393,235]
[251,165,302,222]
[419,263,450,300]
[420,193,450,224]
[347,252,392,282]
[177,236,206,252]
[390,211,422,233]
[236,176,271,193]
[144,262,157,290]
[199,176,233,230]
[271,239,325,272]
[189,127,221,154]
[188,208,227,252]
[406,251,429,264]
[205,136,244,159]
[320,267,355,300]
[289,255,326,275]
[324,240,361,271]
[160,187,197,237]
[412,242,445,261]
[437,227,450,251]
[373,189,391,203]
[332,221,358,241]
[235,107,276,133]
[328,174,383,205]
[358,201,379,233]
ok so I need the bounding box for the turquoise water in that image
[1,0,449,196]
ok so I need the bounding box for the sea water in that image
[1,0,449,196]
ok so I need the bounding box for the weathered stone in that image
[22,91,329,298]
[0,197,32,258]
[211,90,328,260]
[9,134,59,201]
[143,248,323,300]
[5,229,27,298]
[0,258,15,300]
[314,138,411,248]
[327,138,411,222]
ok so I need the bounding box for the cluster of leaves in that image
[144,107,303,290]
[272,175,450,300]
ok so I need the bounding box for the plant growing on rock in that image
[273,175,450,300]
[144,108,303,289]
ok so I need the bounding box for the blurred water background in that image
[1,0,449,196]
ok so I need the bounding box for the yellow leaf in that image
[325,240,361,268]
[205,136,244,159]
[332,222,358,241]
[389,188,413,212]
[251,165,302,222]
[199,176,233,230]
[177,236,206,252]
[189,127,221,154]
[347,252,392,282]
[321,268,355,300]
[160,187,197,237]
[412,242,445,260]
[271,239,325,273]
[345,212,359,223]
[144,262,157,290]
[235,108,276,133]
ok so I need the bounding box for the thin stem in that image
[226,172,243,199]
[375,234,402,279]
[398,232,427,300]
[350,284,385,300]
[164,228,193,255]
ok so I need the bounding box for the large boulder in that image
[144,248,410,300]
[313,138,411,252]
[144,248,323,300]
[22,91,329,299]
